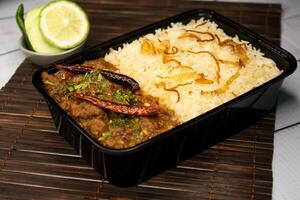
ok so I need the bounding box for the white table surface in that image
[0,0,299,199]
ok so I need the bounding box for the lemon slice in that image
[40,0,89,49]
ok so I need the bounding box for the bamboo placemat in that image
[0,1,281,199]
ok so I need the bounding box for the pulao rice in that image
[104,18,282,123]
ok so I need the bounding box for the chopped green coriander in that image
[98,81,109,95]
[98,131,112,141]
[97,73,104,81]
[112,89,137,105]
[70,70,107,93]
[109,117,132,127]
[43,80,54,85]
[74,82,90,90]
[133,131,142,141]
[84,69,102,82]
[67,85,75,92]
[109,116,140,130]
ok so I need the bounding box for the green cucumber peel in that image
[16,4,34,51]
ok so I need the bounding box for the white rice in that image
[104,18,282,123]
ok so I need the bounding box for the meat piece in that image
[83,58,118,71]
[80,118,107,137]
[55,70,73,80]
[104,135,125,149]
[60,96,71,111]
[70,101,106,119]
[42,71,61,84]
[140,117,158,132]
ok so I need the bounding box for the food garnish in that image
[16,0,89,53]
[16,4,34,51]
[39,0,89,49]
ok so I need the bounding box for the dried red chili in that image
[72,93,158,116]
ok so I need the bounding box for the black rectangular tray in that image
[32,9,297,187]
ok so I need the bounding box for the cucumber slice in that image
[25,7,42,33]
[27,16,63,53]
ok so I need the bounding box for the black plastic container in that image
[32,9,297,186]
